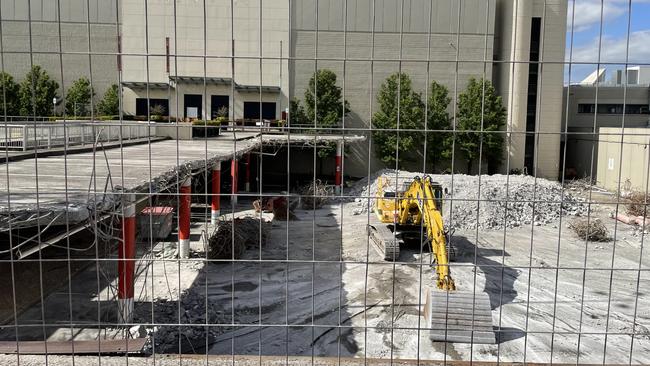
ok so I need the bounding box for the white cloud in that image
[569,29,650,63]
[567,0,625,32]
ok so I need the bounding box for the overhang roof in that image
[121,81,169,90]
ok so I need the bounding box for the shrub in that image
[569,218,610,242]
[627,192,649,217]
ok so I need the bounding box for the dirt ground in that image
[2,197,649,364]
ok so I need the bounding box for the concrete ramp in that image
[423,289,496,344]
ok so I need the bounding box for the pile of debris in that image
[207,217,270,259]
[569,218,611,242]
[349,169,590,230]
[300,180,332,209]
[133,290,227,354]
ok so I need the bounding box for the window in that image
[577,103,650,115]
[135,98,169,116]
[243,102,277,120]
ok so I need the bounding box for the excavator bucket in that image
[422,288,496,344]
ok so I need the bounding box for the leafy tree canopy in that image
[18,65,59,117]
[456,77,507,173]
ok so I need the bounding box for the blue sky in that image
[565,0,650,83]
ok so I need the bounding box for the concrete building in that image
[290,0,567,178]
[0,0,119,108]
[563,66,650,181]
[0,0,568,179]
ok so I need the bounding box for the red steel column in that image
[118,193,136,324]
[211,162,221,225]
[231,159,238,205]
[335,141,343,194]
[179,177,192,258]
[245,153,251,192]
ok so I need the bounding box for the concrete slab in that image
[0,133,365,231]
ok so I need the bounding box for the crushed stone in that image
[348,169,590,230]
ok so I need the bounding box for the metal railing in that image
[0,121,156,151]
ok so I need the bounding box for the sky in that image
[565,0,650,83]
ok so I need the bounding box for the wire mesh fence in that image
[0,0,649,364]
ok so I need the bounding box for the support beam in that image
[211,162,221,225]
[178,177,191,258]
[335,141,343,195]
[245,153,251,192]
[231,159,238,205]
[118,193,136,324]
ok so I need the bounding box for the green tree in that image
[18,65,59,116]
[425,81,452,171]
[65,77,95,116]
[303,69,350,158]
[456,78,507,173]
[289,97,308,125]
[0,72,19,116]
[304,69,350,128]
[372,72,425,167]
[97,84,120,116]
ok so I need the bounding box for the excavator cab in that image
[367,175,496,344]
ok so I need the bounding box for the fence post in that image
[47,125,51,149]
[22,125,28,151]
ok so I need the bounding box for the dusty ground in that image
[1,196,649,364]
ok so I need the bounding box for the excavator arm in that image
[398,177,456,291]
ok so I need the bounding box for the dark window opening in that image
[135,98,169,116]
[243,102,276,120]
[524,17,541,174]
[211,95,229,119]
[184,94,203,119]
[578,104,650,115]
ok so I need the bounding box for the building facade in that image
[0,0,568,179]
[563,66,650,182]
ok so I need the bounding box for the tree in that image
[18,65,59,116]
[304,69,350,128]
[0,72,19,116]
[97,84,120,116]
[456,78,507,173]
[65,77,95,116]
[289,97,308,126]
[303,69,350,158]
[372,72,425,167]
[425,81,452,171]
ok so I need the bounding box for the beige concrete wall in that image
[120,0,289,119]
[291,0,497,177]
[597,127,650,192]
[495,0,567,179]
[563,86,650,179]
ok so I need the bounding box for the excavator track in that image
[367,223,400,261]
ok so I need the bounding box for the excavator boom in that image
[367,175,495,344]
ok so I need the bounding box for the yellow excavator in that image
[367,175,495,344]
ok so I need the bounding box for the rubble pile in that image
[133,290,227,354]
[208,217,270,259]
[300,180,332,209]
[349,169,590,230]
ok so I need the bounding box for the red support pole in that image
[231,159,238,205]
[211,162,221,225]
[335,141,343,194]
[179,177,191,258]
[245,153,251,192]
[118,193,136,324]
